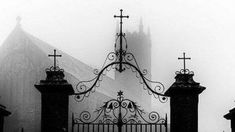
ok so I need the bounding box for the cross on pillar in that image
[48,49,62,71]
[178,52,191,74]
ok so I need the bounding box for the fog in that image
[0,0,235,132]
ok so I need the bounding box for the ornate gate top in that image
[74,9,167,103]
[114,9,129,72]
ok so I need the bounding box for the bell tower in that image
[114,18,152,111]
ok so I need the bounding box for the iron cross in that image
[48,49,62,71]
[114,9,129,37]
[114,9,129,72]
[114,9,129,28]
[178,52,191,74]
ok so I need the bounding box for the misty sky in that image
[0,0,235,132]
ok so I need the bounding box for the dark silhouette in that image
[165,53,205,132]
[178,52,191,74]
[114,9,129,72]
[224,108,235,132]
[48,49,62,71]
[0,104,10,132]
[34,49,74,132]
[73,9,167,132]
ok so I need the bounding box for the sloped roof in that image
[0,22,159,131]
[0,24,124,98]
[0,23,129,132]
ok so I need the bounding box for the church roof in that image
[0,23,123,97]
[0,22,130,132]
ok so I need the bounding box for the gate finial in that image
[114,9,129,72]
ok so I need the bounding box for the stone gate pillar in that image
[35,49,74,132]
[165,53,205,132]
[165,73,205,132]
[224,108,235,132]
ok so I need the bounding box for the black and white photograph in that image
[0,0,234,132]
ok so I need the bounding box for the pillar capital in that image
[165,72,205,132]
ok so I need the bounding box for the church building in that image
[0,18,153,132]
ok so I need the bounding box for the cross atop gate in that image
[114,9,129,73]
[48,49,62,71]
[114,9,129,30]
[178,52,191,74]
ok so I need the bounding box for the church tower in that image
[114,19,152,111]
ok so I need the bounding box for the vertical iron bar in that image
[130,124,132,132]
[119,10,123,72]
[140,124,142,132]
[165,114,168,132]
[125,124,127,132]
[54,49,56,70]
[103,124,104,132]
[72,113,74,132]
[98,124,100,132]
[135,124,137,132]
[93,124,94,132]
[160,124,162,132]
[145,124,147,132]
[183,52,185,72]
[88,124,89,132]
[82,124,84,132]
[150,124,152,132]
[112,124,114,132]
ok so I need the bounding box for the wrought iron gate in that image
[72,91,168,132]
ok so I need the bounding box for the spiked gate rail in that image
[72,91,168,132]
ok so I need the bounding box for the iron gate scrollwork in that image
[72,91,168,132]
[73,9,168,103]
